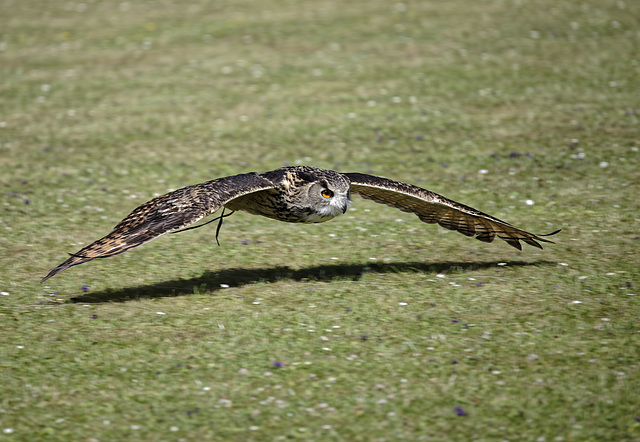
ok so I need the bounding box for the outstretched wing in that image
[344,172,559,250]
[41,172,276,282]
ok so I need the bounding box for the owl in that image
[41,166,559,282]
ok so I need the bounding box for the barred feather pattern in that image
[344,173,559,251]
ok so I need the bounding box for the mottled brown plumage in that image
[42,166,559,282]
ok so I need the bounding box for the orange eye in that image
[321,189,333,198]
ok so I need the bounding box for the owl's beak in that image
[341,201,349,214]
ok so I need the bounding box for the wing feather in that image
[344,172,559,250]
[41,172,276,282]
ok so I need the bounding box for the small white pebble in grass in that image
[156,312,166,315]
[220,284,230,288]
[601,318,611,322]
[249,426,259,431]
[332,325,341,329]
[322,347,332,351]
[322,424,332,430]
[436,273,446,278]
[202,386,211,391]
[130,425,141,430]
[1,291,9,296]
[238,368,249,375]
[492,370,501,375]
[498,262,507,266]
[527,354,539,360]
[578,276,588,280]
[398,302,408,306]
[369,257,377,260]
[320,336,329,341]
[525,199,535,206]
[559,262,569,266]
[169,426,179,432]
[571,300,582,304]
[16,345,24,349]
[468,277,476,281]
[599,161,609,168]
[330,257,338,260]
[606,272,616,275]
[478,169,489,174]
[308,305,316,308]
[252,302,261,305]
[627,293,636,296]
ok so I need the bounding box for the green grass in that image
[2,0,639,440]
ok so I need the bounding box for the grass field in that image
[2,0,639,440]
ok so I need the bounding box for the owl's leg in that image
[169,208,235,246]
[214,208,233,246]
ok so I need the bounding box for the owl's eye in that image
[321,189,333,199]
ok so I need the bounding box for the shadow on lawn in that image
[71,260,555,303]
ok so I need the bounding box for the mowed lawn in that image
[1,0,639,440]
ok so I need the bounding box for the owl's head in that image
[296,168,351,222]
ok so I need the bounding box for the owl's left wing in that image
[41,172,276,282]
[344,172,560,250]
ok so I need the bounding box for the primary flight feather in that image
[42,166,559,282]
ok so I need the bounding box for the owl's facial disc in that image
[319,186,350,215]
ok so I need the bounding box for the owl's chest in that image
[224,189,328,223]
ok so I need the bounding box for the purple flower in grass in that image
[455,406,467,416]
[81,285,90,292]
[272,361,284,368]
[90,314,98,319]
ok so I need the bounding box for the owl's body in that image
[224,167,350,223]
[41,166,559,283]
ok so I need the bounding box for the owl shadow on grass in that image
[71,260,554,303]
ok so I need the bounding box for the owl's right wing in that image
[41,172,276,282]
[344,172,560,250]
